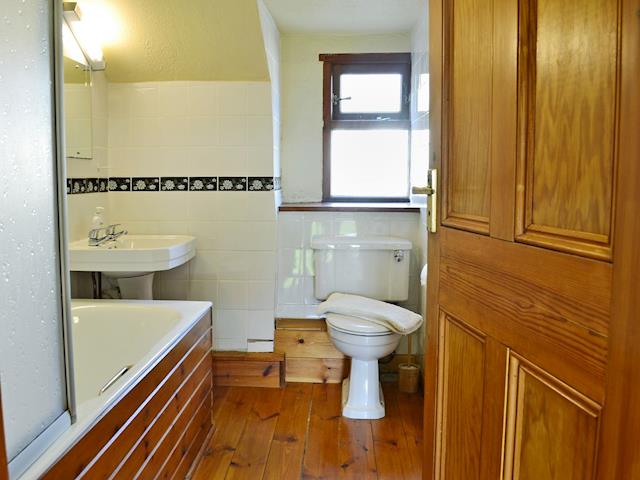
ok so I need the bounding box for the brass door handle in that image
[411,185,435,196]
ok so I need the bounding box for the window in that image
[320,53,411,202]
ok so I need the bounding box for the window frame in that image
[321,53,412,202]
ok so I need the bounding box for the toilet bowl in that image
[326,313,401,419]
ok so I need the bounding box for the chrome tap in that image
[88,224,128,247]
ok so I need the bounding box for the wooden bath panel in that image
[41,309,213,479]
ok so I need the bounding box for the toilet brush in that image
[398,332,420,393]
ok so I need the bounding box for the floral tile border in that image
[161,177,189,191]
[219,177,247,192]
[66,176,281,194]
[248,177,275,191]
[189,177,217,191]
[132,177,160,191]
[108,177,131,192]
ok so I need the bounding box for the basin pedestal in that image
[115,273,155,300]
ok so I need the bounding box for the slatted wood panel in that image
[442,0,493,233]
[192,383,423,479]
[42,311,213,479]
[515,0,620,259]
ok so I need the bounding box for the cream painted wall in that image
[280,33,411,203]
[96,0,270,82]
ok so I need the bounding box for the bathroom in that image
[2,0,639,479]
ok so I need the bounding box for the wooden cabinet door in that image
[424,0,639,478]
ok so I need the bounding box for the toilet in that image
[311,235,413,419]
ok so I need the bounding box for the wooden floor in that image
[191,382,423,480]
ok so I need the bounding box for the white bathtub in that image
[20,299,212,479]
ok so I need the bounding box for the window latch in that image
[332,94,352,106]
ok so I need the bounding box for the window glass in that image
[330,129,409,198]
[339,73,403,114]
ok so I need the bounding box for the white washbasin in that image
[69,235,196,274]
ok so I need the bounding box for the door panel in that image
[436,313,508,480]
[439,228,610,403]
[503,355,601,480]
[442,0,493,233]
[515,0,620,260]
[436,314,485,480]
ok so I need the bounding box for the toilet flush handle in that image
[393,250,405,262]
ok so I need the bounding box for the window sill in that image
[278,202,421,213]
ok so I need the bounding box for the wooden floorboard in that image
[371,383,419,480]
[226,388,285,479]
[192,382,422,480]
[263,384,313,480]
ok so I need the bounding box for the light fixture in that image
[63,2,106,70]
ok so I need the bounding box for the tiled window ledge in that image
[278,202,421,213]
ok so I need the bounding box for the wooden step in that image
[212,352,284,388]
[275,318,349,384]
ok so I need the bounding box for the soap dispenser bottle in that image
[91,207,105,229]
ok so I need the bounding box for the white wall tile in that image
[247,115,273,146]
[247,82,272,116]
[218,116,248,146]
[75,80,279,350]
[218,83,248,115]
[188,116,218,146]
[248,281,276,310]
[158,84,189,116]
[248,311,275,340]
[219,281,249,309]
[130,86,158,117]
[215,310,248,339]
[187,83,217,116]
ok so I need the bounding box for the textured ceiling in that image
[263,0,423,34]
[78,0,270,82]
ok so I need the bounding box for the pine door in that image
[423,0,639,478]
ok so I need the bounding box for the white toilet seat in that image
[325,313,393,336]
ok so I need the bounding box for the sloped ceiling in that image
[82,0,270,82]
[263,0,422,34]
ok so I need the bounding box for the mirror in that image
[63,22,93,160]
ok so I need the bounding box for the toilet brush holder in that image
[398,363,420,393]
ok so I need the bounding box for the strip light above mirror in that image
[63,2,106,70]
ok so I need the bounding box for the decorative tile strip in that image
[189,177,217,191]
[66,176,280,193]
[108,177,131,192]
[161,177,189,191]
[248,177,275,191]
[70,178,86,194]
[131,177,160,191]
[219,177,247,191]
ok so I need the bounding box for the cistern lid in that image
[310,235,412,250]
